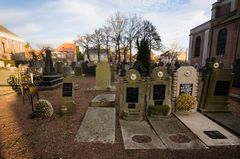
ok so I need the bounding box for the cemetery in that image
[0,46,240,159]
[1,0,240,158]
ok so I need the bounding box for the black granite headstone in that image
[153,85,166,100]
[214,81,231,96]
[126,87,139,103]
[62,83,73,97]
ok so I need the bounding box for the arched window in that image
[194,36,201,57]
[216,28,227,56]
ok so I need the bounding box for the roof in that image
[55,43,76,53]
[0,25,20,38]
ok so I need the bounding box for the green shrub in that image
[148,104,170,116]
[35,99,53,118]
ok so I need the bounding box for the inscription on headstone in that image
[153,85,166,100]
[62,83,73,97]
[214,81,231,96]
[126,87,139,103]
[179,83,193,95]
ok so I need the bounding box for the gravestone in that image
[119,69,146,121]
[147,66,172,115]
[173,66,198,112]
[95,62,111,90]
[74,65,82,76]
[44,49,55,74]
[54,62,63,74]
[63,65,72,77]
[38,49,63,90]
[199,61,234,112]
[61,77,76,115]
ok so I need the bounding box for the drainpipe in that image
[234,22,240,62]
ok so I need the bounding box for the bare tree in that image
[102,26,112,62]
[91,28,104,63]
[125,14,141,63]
[108,12,127,64]
[76,34,92,61]
[136,20,161,51]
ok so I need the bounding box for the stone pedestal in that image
[61,77,76,115]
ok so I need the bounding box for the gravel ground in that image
[0,76,240,159]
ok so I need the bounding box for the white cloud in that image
[0,0,217,49]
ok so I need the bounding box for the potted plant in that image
[176,94,196,115]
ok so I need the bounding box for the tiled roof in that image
[0,25,19,37]
[55,43,76,53]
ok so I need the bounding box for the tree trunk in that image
[86,46,90,62]
[129,41,132,63]
[98,44,100,63]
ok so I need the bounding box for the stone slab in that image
[175,112,240,146]
[75,107,115,144]
[148,115,206,149]
[230,93,240,102]
[204,112,240,137]
[120,120,166,149]
[90,94,116,107]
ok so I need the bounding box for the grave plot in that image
[147,66,172,117]
[148,115,206,149]
[75,107,115,144]
[119,69,146,121]
[199,60,240,136]
[175,112,240,146]
[120,120,166,149]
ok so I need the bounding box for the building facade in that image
[55,43,76,62]
[0,25,25,60]
[189,0,240,69]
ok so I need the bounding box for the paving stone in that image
[120,120,166,149]
[90,94,115,107]
[75,107,115,144]
[175,112,240,146]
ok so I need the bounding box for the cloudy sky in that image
[0,0,216,50]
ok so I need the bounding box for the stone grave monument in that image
[63,65,72,77]
[147,66,172,115]
[173,66,198,112]
[38,49,63,90]
[199,61,234,112]
[60,77,76,115]
[95,62,111,90]
[119,69,146,121]
[74,65,82,76]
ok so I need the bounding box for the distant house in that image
[84,48,109,63]
[54,43,76,62]
[160,50,188,65]
[0,25,25,60]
